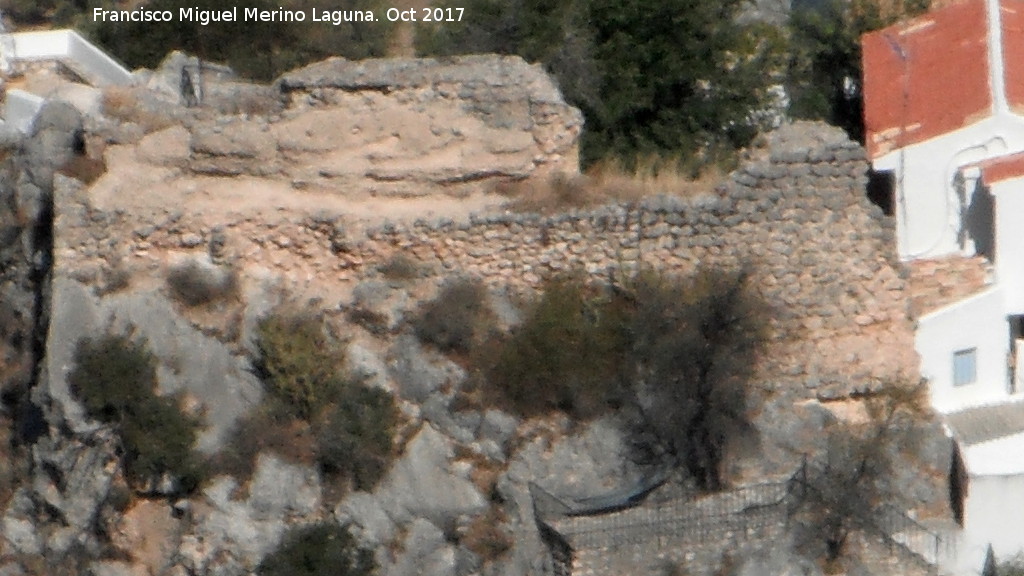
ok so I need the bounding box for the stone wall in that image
[56,122,917,400]
[181,55,583,195]
[908,256,991,317]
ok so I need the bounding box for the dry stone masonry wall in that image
[354,122,916,396]
[908,256,991,317]
[57,122,916,401]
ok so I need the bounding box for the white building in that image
[864,1,1024,570]
[864,0,1024,412]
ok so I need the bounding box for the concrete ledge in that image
[10,29,132,86]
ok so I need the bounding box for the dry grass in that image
[460,506,513,560]
[211,410,318,483]
[58,155,107,184]
[101,87,176,134]
[501,156,726,214]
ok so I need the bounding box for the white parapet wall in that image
[10,29,132,86]
[2,89,44,133]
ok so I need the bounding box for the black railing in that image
[536,461,946,576]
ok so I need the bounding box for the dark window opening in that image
[1009,316,1024,394]
[867,169,895,216]
[964,182,995,261]
[949,440,968,527]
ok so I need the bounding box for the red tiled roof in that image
[1003,0,1024,113]
[976,151,1024,183]
[863,0,992,158]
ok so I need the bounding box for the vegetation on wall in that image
[68,333,204,493]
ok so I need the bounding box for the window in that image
[953,348,978,387]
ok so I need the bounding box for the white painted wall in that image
[872,115,1024,260]
[9,30,132,86]
[916,288,1012,412]
[990,176,1024,312]
[952,473,1024,575]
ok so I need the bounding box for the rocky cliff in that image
[0,54,953,576]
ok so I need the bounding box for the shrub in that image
[413,278,493,354]
[166,260,238,308]
[480,274,628,420]
[460,507,513,561]
[797,381,931,563]
[68,334,203,492]
[252,310,345,420]
[211,409,318,481]
[378,253,421,282]
[623,268,767,490]
[472,266,767,489]
[315,384,397,491]
[258,522,375,576]
[999,554,1024,576]
[246,306,399,494]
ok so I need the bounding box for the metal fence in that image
[551,480,791,550]
[536,462,945,576]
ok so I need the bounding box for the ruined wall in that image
[181,55,583,196]
[57,122,916,400]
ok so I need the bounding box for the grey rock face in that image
[507,416,642,498]
[42,277,262,452]
[25,101,83,186]
[247,453,321,520]
[377,424,486,526]
[189,458,319,571]
[1,489,42,556]
[346,339,391,391]
[387,333,465,403]
[335,492,397,547]
[30,429,120,554]
[350,281,410,335]
[477,409,519,458]
[734,545,823,576]
[386,518,458,576]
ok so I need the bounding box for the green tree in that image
[623,268,767,490]
[786,0,930,142]
[583,0,784,170]
[419,0,783,171]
